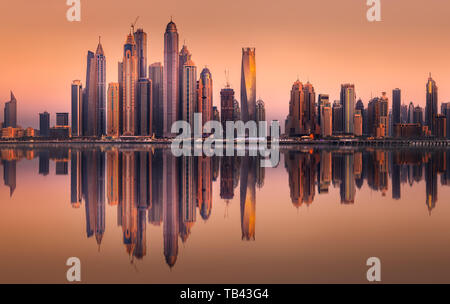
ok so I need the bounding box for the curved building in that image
[241,48,256,123]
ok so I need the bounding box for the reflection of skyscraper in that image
[220,157,234,200]
[319,151,332,194]
[241,48,256,123]
[392,160,401,200]
[38,151,49,176]
[285,151,317,207]
[71,150,82,208]
[198,156,212,220]
[179,157,196,242]
[56,161,68,175]
[340,153,355,204]
[2,160,16,197]
[106,149,120,206]
[163,150,179,267]
[150,149,163,225]
[425,153,438,214]
[163,20,179,137]
[240,156,256,241]
[121,151,138,255]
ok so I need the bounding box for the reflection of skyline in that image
[1,146,450,267]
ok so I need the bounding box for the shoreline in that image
[0,138,449,147]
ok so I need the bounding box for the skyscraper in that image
[408,102,415,123]
[134,28,148,79]
[71,80,83,136]
[122,32,138,136]
[107,82,120,138]
[56,113,69,126]
[163,20,179,137]
[137,78,152,136]
[83,39,106,137]
[392,88,401,125]
[256,99,266,124]
[220,85,235,130]
[39,112,50,137]
[441,102,450,139]
[95,40,106,136]
[241,48,256,123]
[3,91,17,128]
[318,94,330,127]
[199,67,213,125]
[321,104,332,137]
[149,62,164,137]
[179,44,192,120]
[332,100,343,134]
[426,73,438,135]
[340,84,355,134]
[181,59,197,126]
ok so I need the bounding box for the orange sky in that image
[1,0,450,129]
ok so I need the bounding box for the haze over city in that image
[1,0,450,129]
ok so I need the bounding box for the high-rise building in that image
[241,48,256,123]
[134,28,148,79]
[332,100,343,134]
[367,93,389,137]
[414,106,424,125]
[179,44,192,120]
[181,60,197,126]
[220,85,235,130]
[122,33,138,136]
[435,115,447,138]
[256,99,266,123]
[56,113,69,126]
[199,67,213,125]
[441,102,450,139]
[83,39,106,137]
[233,99,241,121]
[163,20,179,137]
[355,99,366,135]
[212,106,220,122]
[408,102,415,123]
[149,62,163,137]
[39,112,50,137]
[71,80,83,136]
[95,40,106,136]
[354,110,363,137]
[107,83,120,137]
[341,84,355,134]
[137,78,152,136]
[321,104,332,137]
[286,80,317,136]
[392,88,401,125]
[318,94,330,127]
[426,73,438,135]
[400,104,408,124]
[3,91,17,128]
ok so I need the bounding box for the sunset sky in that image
[1,0,450,129]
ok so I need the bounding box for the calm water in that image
[1,144,450,283]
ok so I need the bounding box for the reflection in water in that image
[1,146,450,269]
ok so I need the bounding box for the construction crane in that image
[131,16,140,32]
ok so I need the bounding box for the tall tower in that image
[286,80,305,136]
[107,82,120,138]
[426,73,438,135]
[71,80,83,136]
[163,20,179,137]
[241,48,256,123]
[341,84,355,134]
[179,44,192,120]
[122,32,138,136]
[134,28,148,79]
[3,91,17,128]
[199,67,213,125]
[95,39,106,136]
[149,62,164,137]
[221,85,235,130]
[392,88,401,125]
[181,60,197,126]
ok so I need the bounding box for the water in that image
[0,144,450,283]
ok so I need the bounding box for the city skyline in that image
[2,1,450,129]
